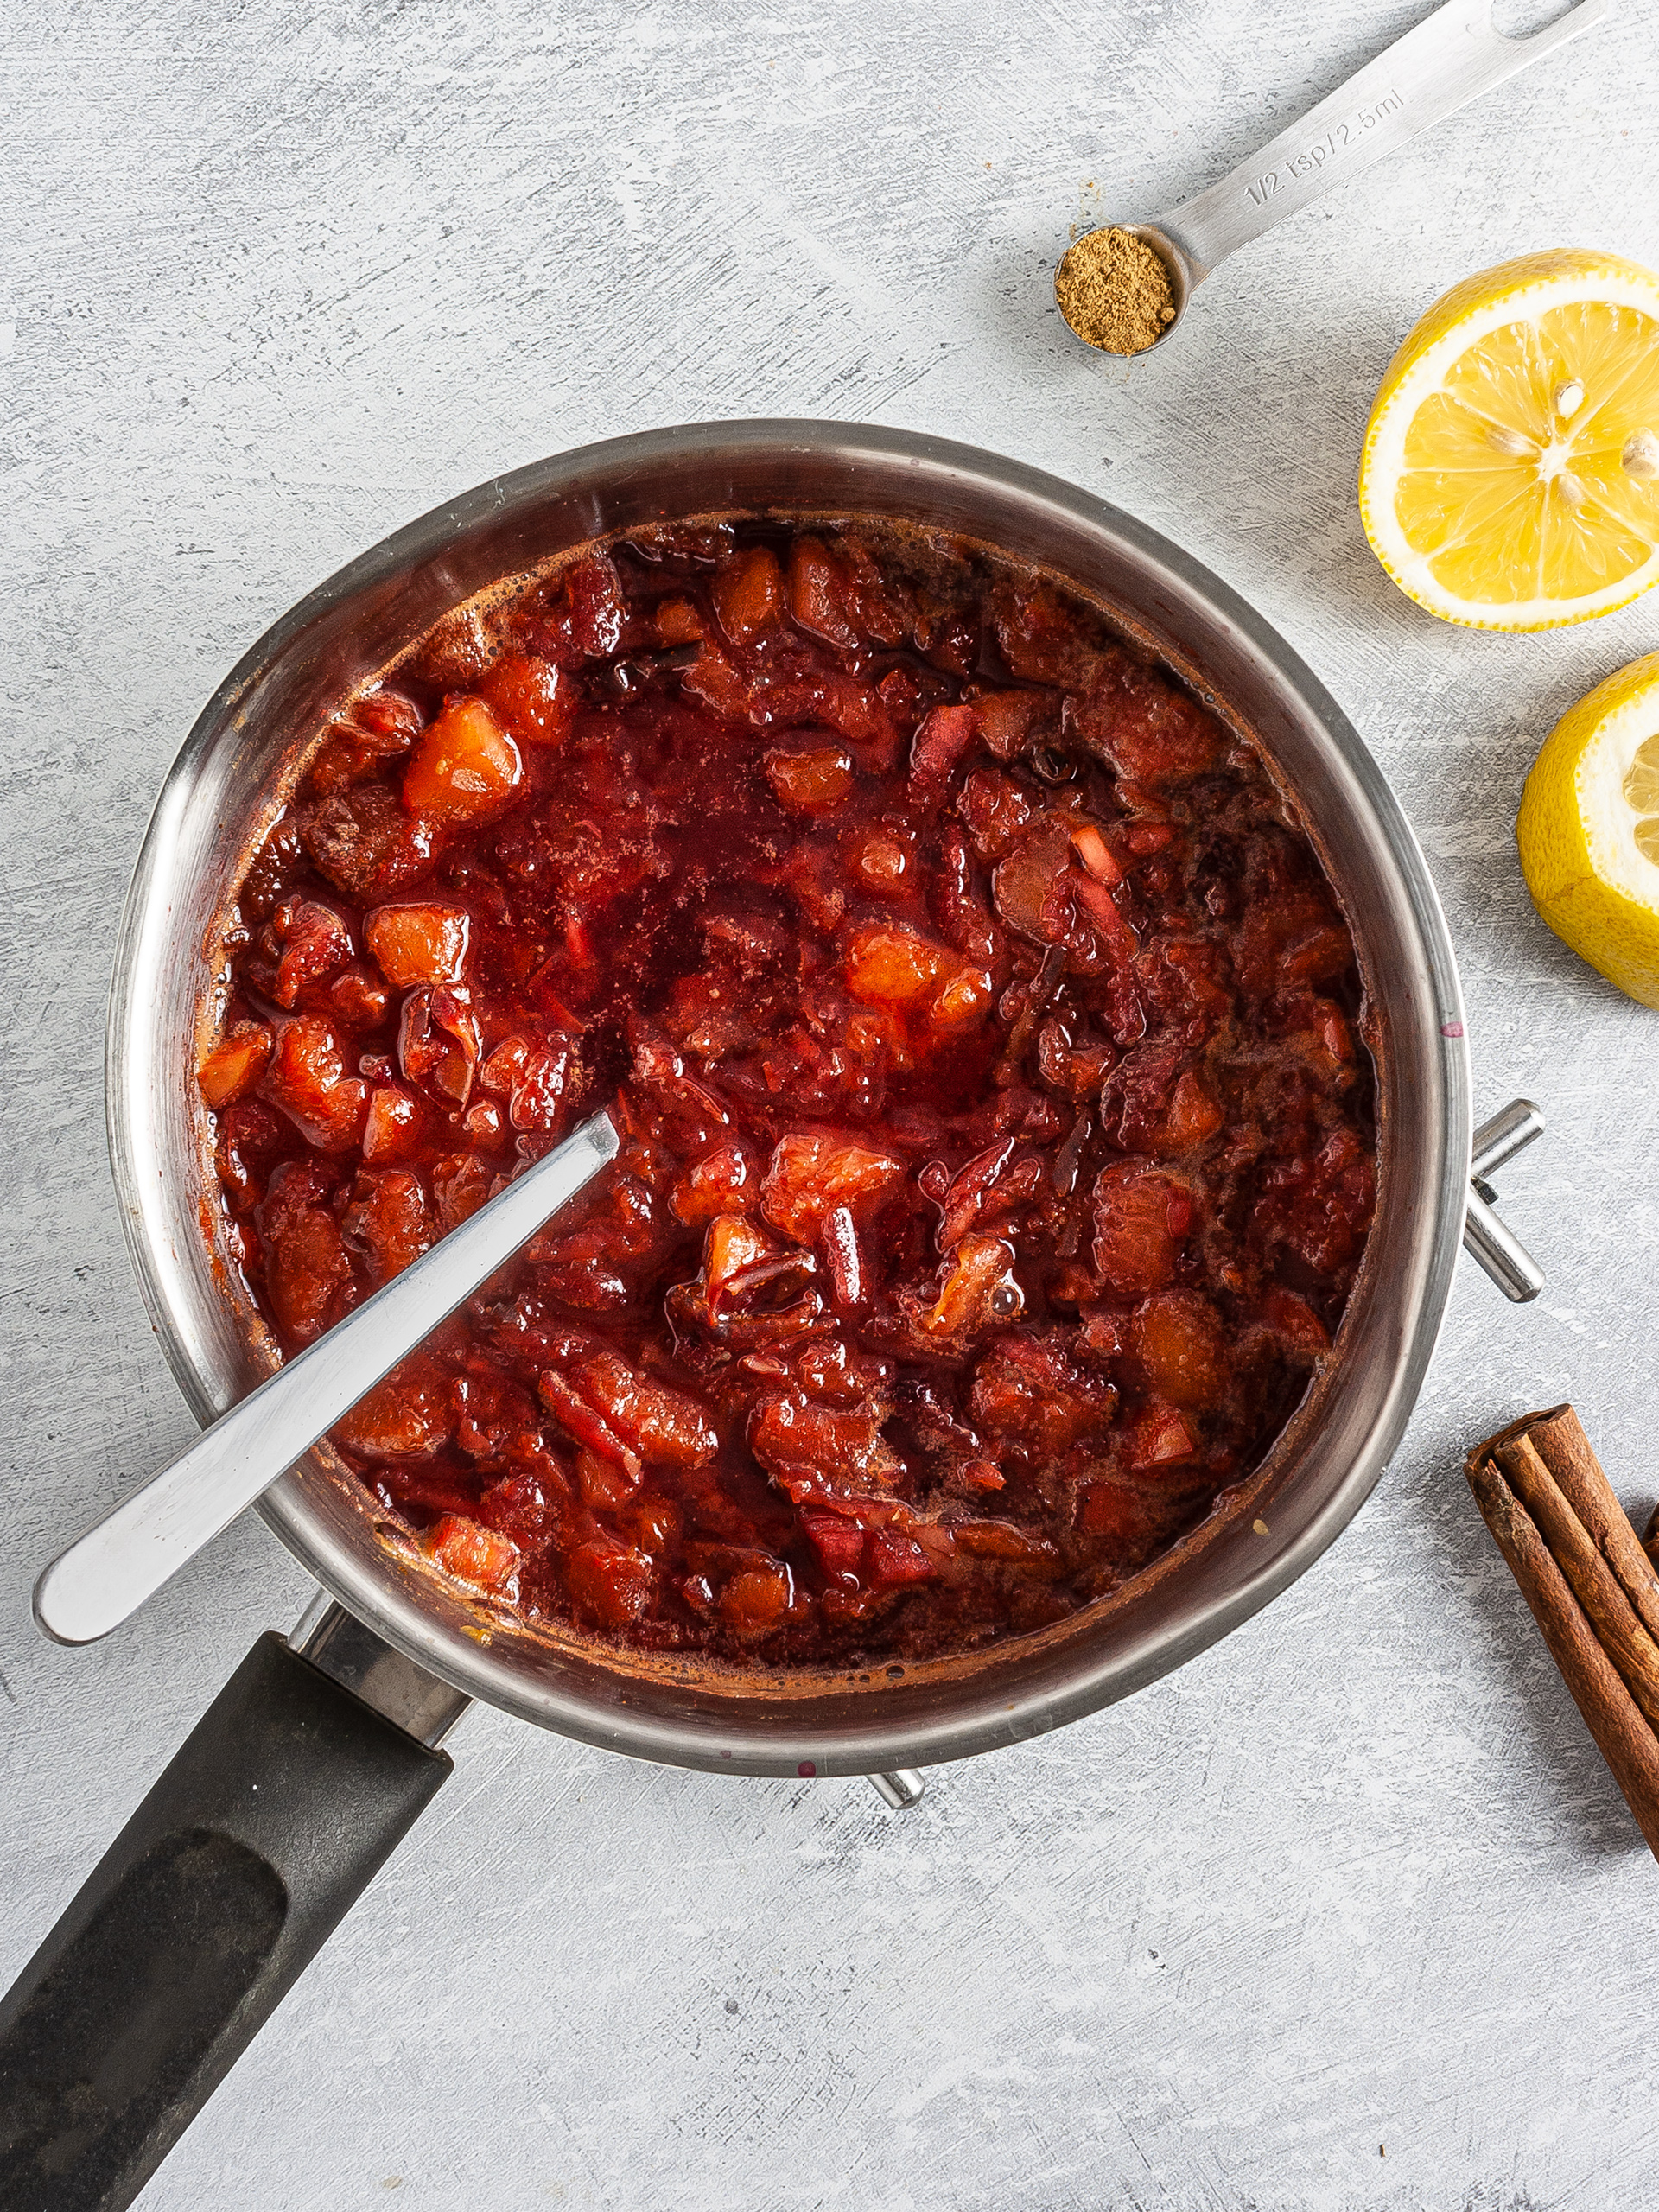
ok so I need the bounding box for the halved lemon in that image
[1517,652,1659,1007]
[1360,249,1659,630]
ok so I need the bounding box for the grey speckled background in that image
[4,2,1659,2207]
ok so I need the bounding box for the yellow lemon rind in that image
[1517,652,1659,1007]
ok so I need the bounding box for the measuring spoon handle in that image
[1159,0,1612,281]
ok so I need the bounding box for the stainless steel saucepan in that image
[0,421,1543,2212]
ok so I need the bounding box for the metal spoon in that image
[1056,0,1613,353]
[34,1109,620,1646]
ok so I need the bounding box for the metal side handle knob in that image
[1463,1098,1545,1302]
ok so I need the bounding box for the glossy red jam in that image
[202,518,1376,1665]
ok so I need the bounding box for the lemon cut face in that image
[1517,652,1659,1007]
[1361,251,1659,630]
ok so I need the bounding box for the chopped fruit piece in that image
[537,1370,643,1480]
[680,639,753,722]
[567,1541,653,1628]
[299,785,436,902]
[909,704,977,793]
[505,1042,569,1132]
[431,1151,491,1232]
[1127,1402,1199,1470]
[993,823,1075,944]
[952,1521,1058,1566]
[341,1166,434,1287]
[969,1335,1114,1457]
[934,1140,1016,1249]
[761,1131,905,1242]
[410,607,492,690]
[481,651,573,748]
[1076,1480,1159,1544]
[719,1561,792,1636]
[973,690,1046,760]
[1071,868,1139,966]
[653,596,704,646]
[1071,823,1122,886]
[712,546,785,645]
[404,696,523,825]
[1082,667,1223,786]
[788,536,859,649]
[576,1448,638,1512]
[924,1234,1022,1338]
[663,1209,825,1346]
[1253,1125,1375,1275]
[705,1211,776,1294]
[479,1035,531,1094]
[565,551,626,659]
[671,1141,756,1224]
[615,1491,681,1556]
[257,1160,353,1347]
[801,1511,867,1580]
[327,965,392,1030]
[766,742,855,813]
[397,986,480,1108]
[1092,1166,1192,1297]
[847,823,914,893]
[569,1350,720,1468]
[748,1391,901,1491]
[198,1022,272,1109]
[844,925,954,1007]
[1131,1290,1227,1411]
[333,1355,454,1460]
[272,899,353,1009]
[365,903,471,988]
[424,1514,521,1596]
[1151,1070,1224,1156]
[1264,1287,1332,1355]
[928,963,995,1032]
[260,1016,369,1154]
[868,1532,933,1588]
[306,693,423,792]
[959,769,1035,862]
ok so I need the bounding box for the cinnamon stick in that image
[1491,1431,1659,1733]
[1484,1404,1659,1644]
[1465,1450,1659,1863]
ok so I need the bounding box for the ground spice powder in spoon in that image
[1055,226,1176,355]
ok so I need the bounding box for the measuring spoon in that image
[1057,0,1613,352]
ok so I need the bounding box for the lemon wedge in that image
[1360,250,1659,630]
[1517,652,1659,1007]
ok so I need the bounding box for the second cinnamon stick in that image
[1492,1430,1659,1735]
[1465,1449,1659,1864]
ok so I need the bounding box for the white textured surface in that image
[4,3,1659,2207]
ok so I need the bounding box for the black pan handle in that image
[0,1630,452,2212]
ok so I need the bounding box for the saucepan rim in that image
[104,418,1471,1775]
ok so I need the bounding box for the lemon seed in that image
[1487,425,1535,458]
[1623,429,1659,480]
[1553,379,1585,418]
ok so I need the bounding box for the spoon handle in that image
[1159,0,1612,281]
[34,1109,619,1647]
